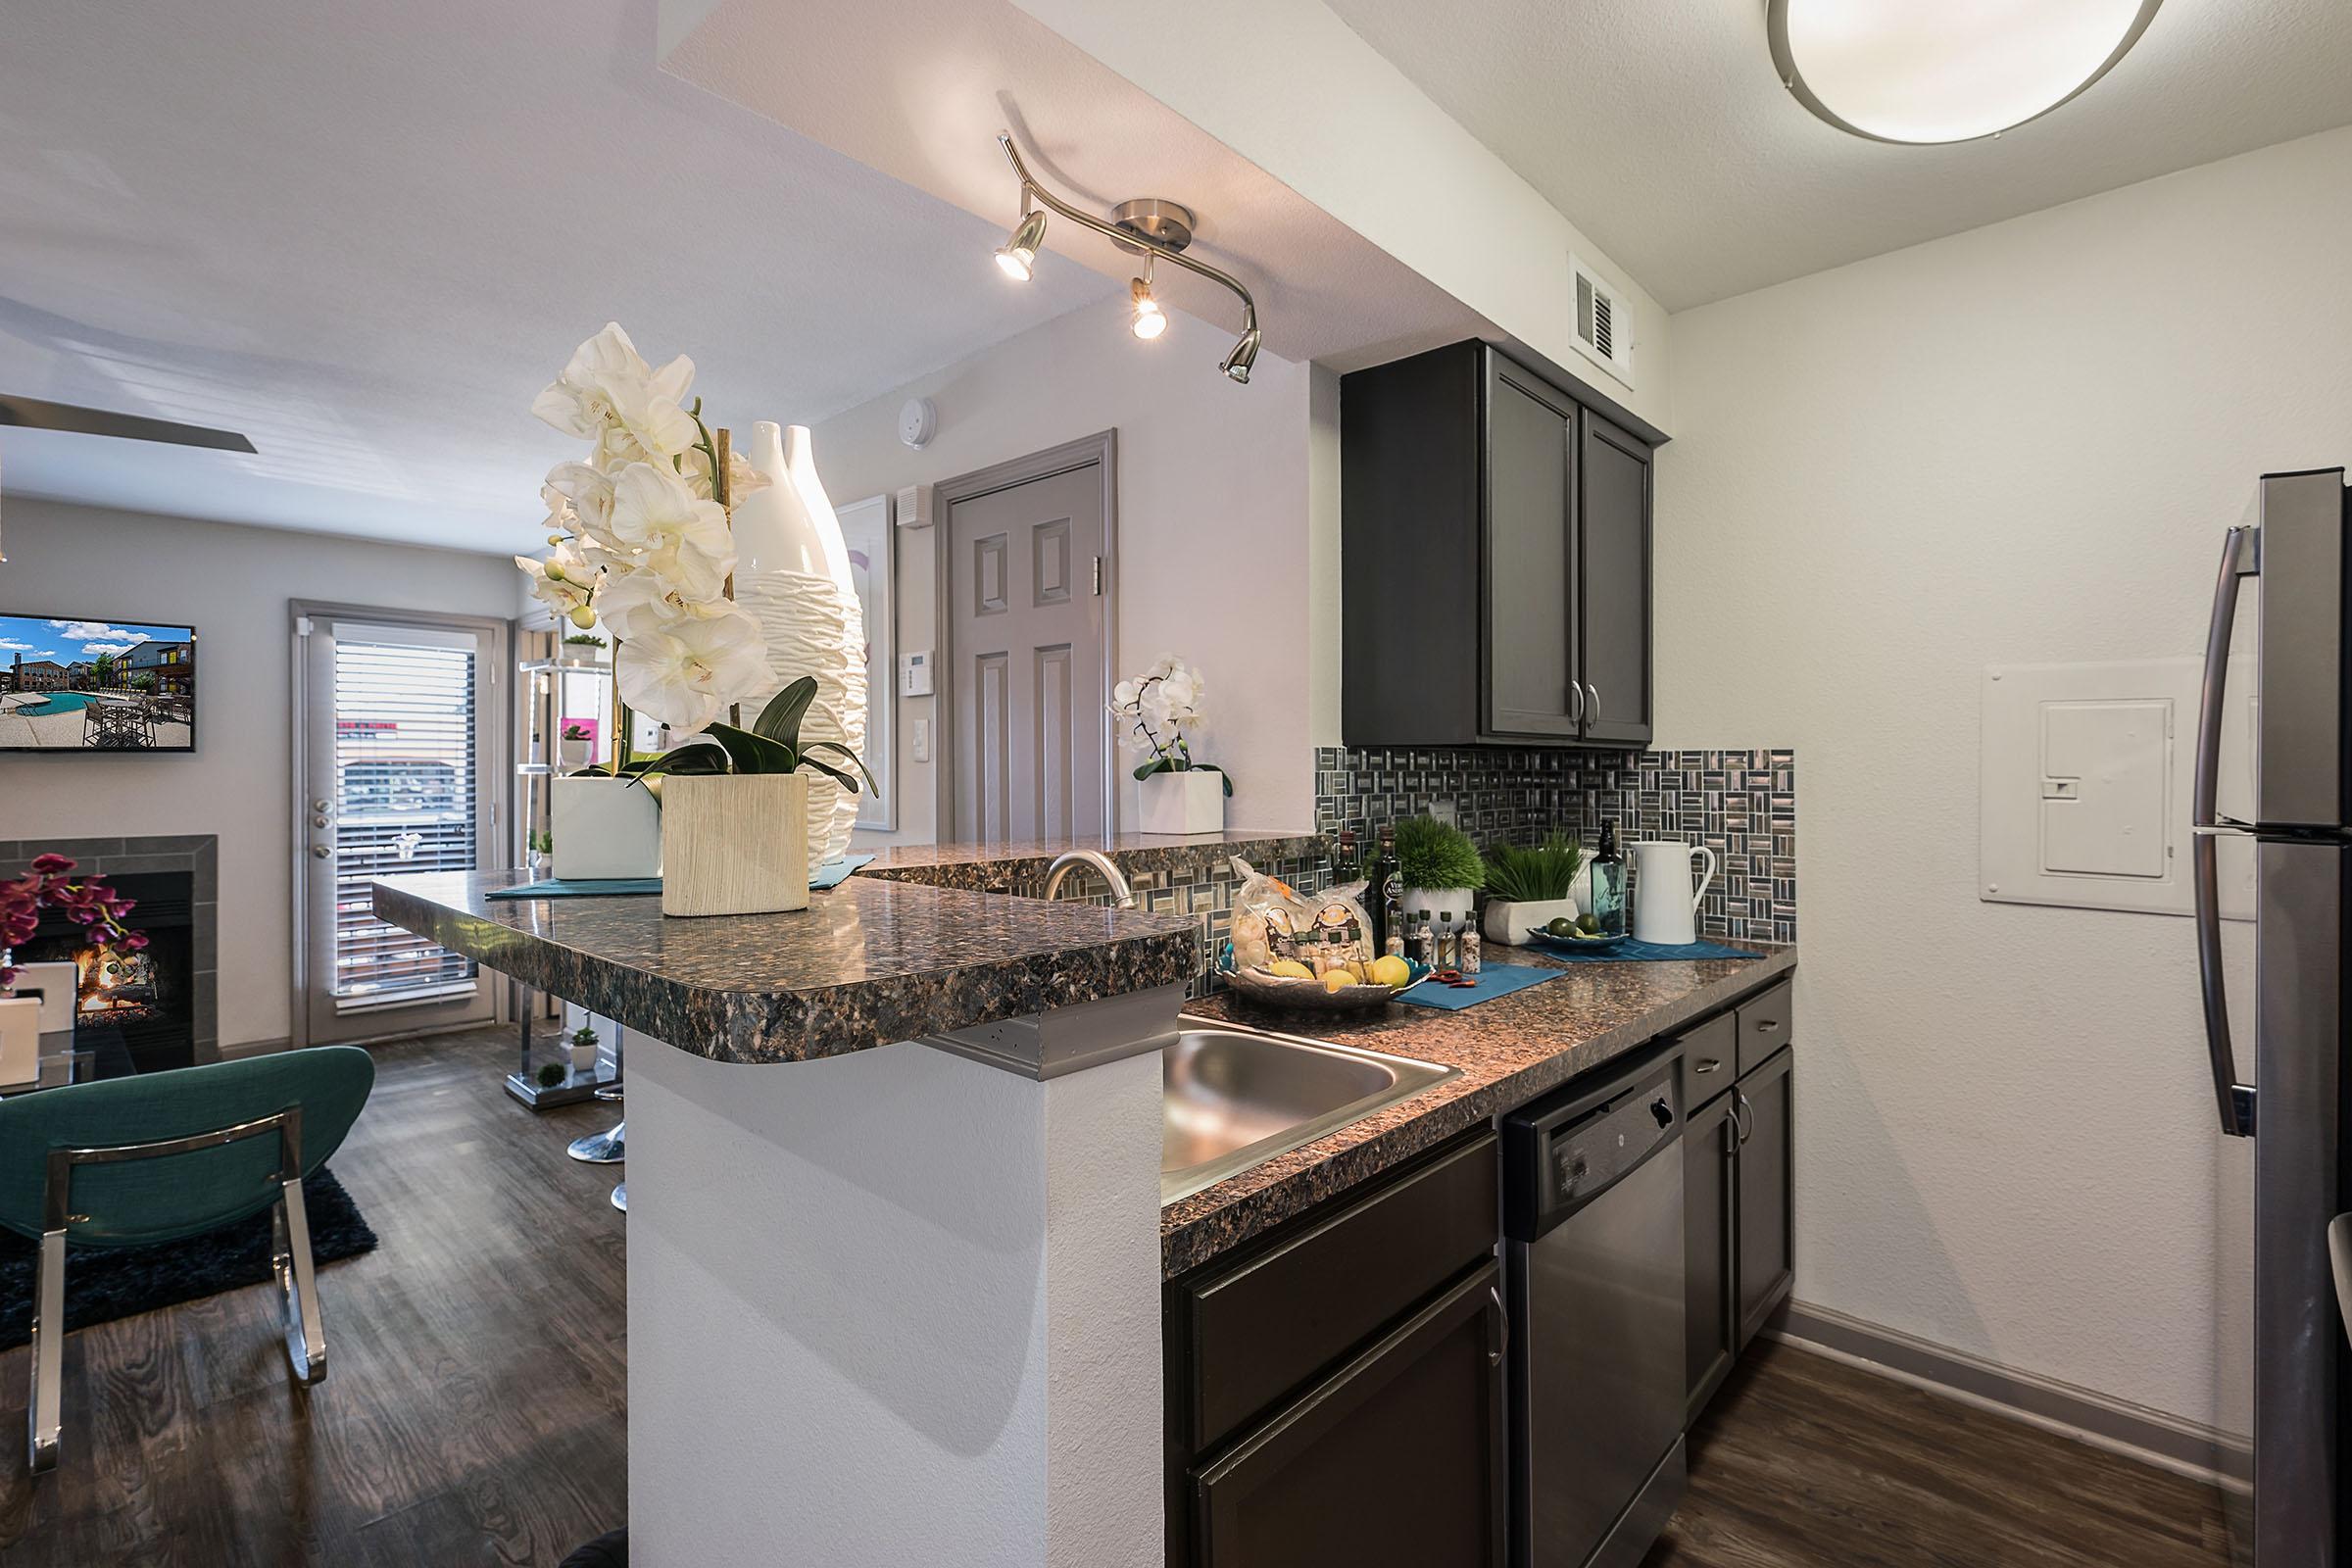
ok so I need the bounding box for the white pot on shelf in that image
[551,774,662,880]
[1138,768,1224,834]
[1483,895,1581,946]
[660,771,810,917]
[567,1033,601,1073]
[1399,886,1478,936]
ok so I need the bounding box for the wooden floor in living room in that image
[0,1030,2232,1567]
[0,1025,629,1567]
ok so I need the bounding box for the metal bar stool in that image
[567,1026,624,1212]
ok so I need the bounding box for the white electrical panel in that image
[1981,660,2254,919]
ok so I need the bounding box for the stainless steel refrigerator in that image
[2196,466,2352,1566]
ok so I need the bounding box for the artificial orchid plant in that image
[1111,655,1231,796]
[1,855,146,989]
[514,323,871,797]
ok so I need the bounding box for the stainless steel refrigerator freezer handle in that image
[2194,525,2258,1138]
[2331,1215,2352,1349]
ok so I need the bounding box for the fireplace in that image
[1,835,218,1069]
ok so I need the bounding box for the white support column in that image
[625,989,1174,1566]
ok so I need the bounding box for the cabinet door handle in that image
[1586,683,1602,724]
[1488,1285,1509,1366]
[1567,681,1584,723]
[1733,1089,1755,1148]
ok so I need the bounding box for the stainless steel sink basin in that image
[1161,1018,1456,1203]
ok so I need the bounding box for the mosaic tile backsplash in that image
[977,854,1330,998]
[1312,746,1796,943]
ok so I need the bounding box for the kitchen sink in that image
[1161,1019,1457,1203]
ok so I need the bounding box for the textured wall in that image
[1651,125,2352,1428]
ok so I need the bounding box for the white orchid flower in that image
[515,547,598,628]
[608,462,735,602]
[531,322,700,466]
[592,564,743,645]
[615,605,772,733]
[1112,678,1142,710]
[545,461,618,542]
[680,443,773,504]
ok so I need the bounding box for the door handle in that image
[2194,524,2258,1138]
[1567,681,1584,723]
[1733,1089,1754,1148]
[1487,1285,1509,1367]
[1586,683,1601,725]
[2330,1215,2352,1349]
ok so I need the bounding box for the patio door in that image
[294,608,507,1045]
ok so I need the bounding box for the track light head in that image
[1219,325,1261,384]
[995,208,1048,281]
[1129,276,1167,340]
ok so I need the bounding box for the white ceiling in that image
[1326,0,2352,311]
[0,0,1109,555]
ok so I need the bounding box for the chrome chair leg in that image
[27,1228,63,1474]
[611,1182,626,1213]
[272,1181,326,1386]
[567,1118,625,1164]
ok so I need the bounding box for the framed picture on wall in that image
[838,493,895,830]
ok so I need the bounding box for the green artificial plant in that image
[1395,814,1486,892]
[1482,833,1585,903]
[608,675,876,798]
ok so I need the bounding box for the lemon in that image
[1265,958,1315,980]
[1322,969,1356,993]
[1369,956,1412,989]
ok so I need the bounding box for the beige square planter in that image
[660,772,810,917]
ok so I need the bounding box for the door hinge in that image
[1092,556,1103,596]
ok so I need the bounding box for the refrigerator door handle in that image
[2331,1214,2352,1350]
[2195,524,2259,1138]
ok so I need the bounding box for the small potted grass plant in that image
[1395,814,1484,936]
[1480,833,1585,946]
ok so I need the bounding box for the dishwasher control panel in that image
[1505,1051,1681,1240]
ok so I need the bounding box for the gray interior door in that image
[948,464,1107,841]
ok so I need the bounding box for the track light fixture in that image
[993,130,1260,385]
[996,207,1048,281]
[1129,261,1167,341]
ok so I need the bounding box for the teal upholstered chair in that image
[0,1046,375,1473]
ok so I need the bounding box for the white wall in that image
[1653,125,2352,1428]
[0,500,520,1048]
[815,297,1318,843]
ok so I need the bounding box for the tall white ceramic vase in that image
[730,421,868,866]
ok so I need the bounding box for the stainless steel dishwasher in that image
[1503,1047,1686,1568]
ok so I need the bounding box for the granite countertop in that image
[856,829,1323,891]
[370,870,1197,1065]
[1160,942,1797,1276]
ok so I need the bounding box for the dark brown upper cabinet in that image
[1341,340,1655,750]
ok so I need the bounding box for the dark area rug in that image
[0,1168,377,1349]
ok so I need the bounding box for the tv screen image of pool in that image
[0,613,199,752]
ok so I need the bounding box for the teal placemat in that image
[486,877,661,900]
[1394,962,1563,1010]
[1523,935,1758,962]
[486,854,875,901]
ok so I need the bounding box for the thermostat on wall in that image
[901,650,934,697]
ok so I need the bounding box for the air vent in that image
[1569,255,1633,386]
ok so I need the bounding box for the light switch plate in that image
[912,718,931,763]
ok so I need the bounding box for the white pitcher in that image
[1631,839,1717,946]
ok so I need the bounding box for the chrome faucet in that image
[1043,850,1136,908]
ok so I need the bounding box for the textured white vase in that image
[731,421,867,865]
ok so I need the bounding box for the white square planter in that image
[661,772,810,917]
[551,775,662,880]
[1138,769,1224,835]
[1482,895,1581,946]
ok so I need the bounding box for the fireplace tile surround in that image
[0,834,219,1060]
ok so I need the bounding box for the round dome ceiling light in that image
[1766,0,2166,145]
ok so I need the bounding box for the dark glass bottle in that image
[1369,824,1397,956]
[1589,821,1627,937]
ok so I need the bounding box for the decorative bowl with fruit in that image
[1216,947,1432,1010]
[1523,913,1627,954]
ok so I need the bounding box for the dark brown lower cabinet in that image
[1191,1262,1506,1567]
[1735,1047,1795,1346]
[1682,1090,1739,1422]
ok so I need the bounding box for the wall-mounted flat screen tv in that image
[0,614,198,752]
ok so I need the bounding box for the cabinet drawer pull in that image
[1753,1018,1782,1034]
[1694,1057,1722,1074]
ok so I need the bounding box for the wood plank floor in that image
[0,1029,2235,1566]
[0,1027,630,1567]
[1644,1339,2234,1568]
